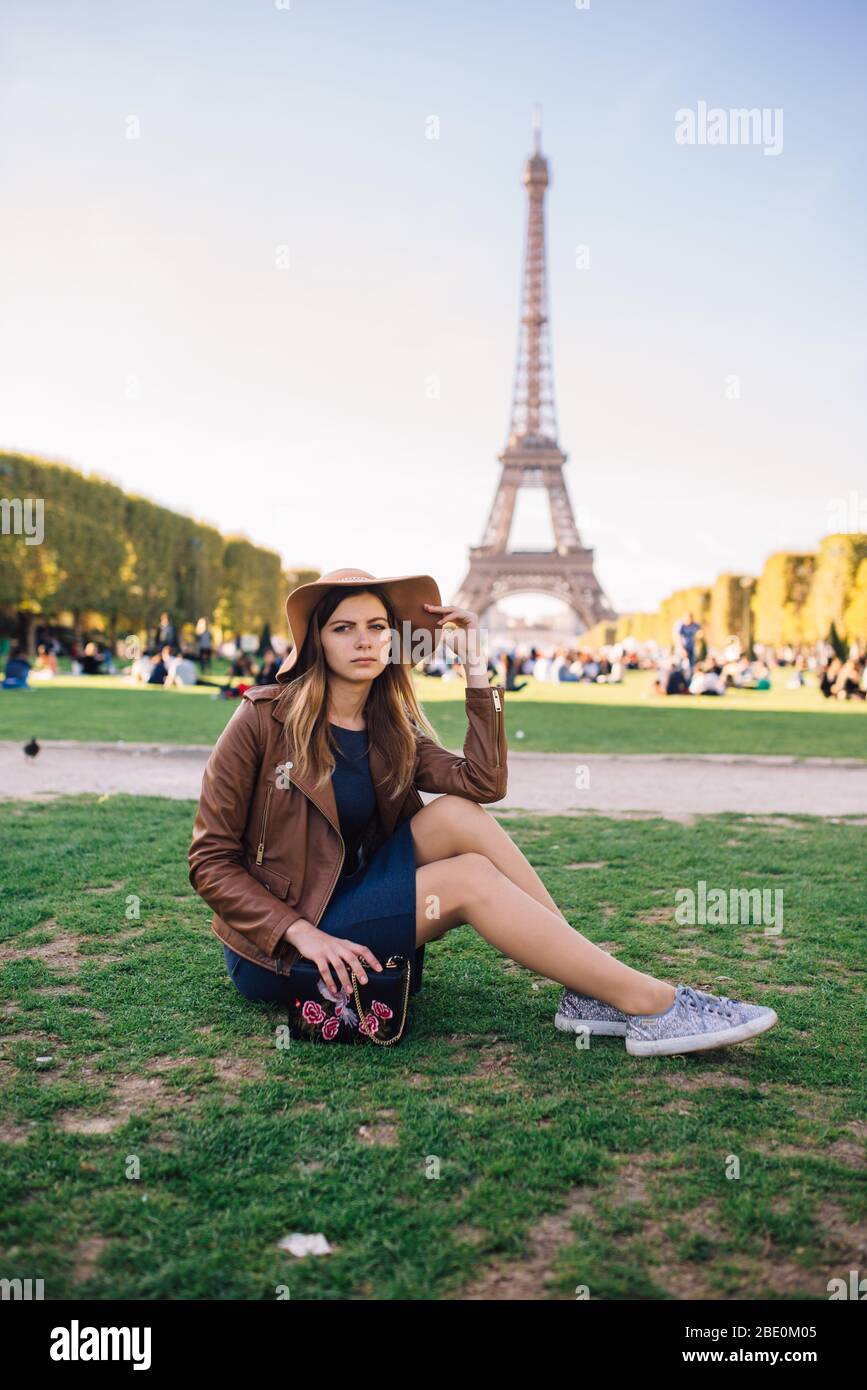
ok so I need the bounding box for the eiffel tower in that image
[453,113,615,635]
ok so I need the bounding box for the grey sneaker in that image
[625,984,778,1057]
[554,987,629,1037]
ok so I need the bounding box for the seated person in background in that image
[147,644,174,685]
[652,662,690,696]
[582,654,600,681]
[30,643,59,679]
[751,659,772,690]
[724,653,750,687]
[218,651,257,698]
[598,655,623,684]
[164,650,199,688]
[786,653,807,688]
[689,659,726,696]
[554,648,579,682]
[831,656,866,700]
[2,645,31,688]
[255,648,282,685]
[80,641,105,675]
[819,657,841,698]
[532,654,552,682]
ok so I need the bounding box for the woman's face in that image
[319,592,392,683]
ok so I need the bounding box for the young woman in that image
[188,568,779,1057]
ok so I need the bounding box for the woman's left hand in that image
[423,602,483,669]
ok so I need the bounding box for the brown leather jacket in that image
[188,681,507,975]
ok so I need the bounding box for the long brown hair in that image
[278,584,443,799]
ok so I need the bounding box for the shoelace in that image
[679,985,735,1020]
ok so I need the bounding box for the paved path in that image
[1,740,865,819]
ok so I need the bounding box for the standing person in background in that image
[675,611,702,675]
[157,612,177,651]
[500,650,528,692]
[196,618,213,673]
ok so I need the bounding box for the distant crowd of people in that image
[421,645,637,687]
[1,613,283,698]
[3,607,866,703]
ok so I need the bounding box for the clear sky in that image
[1,0,865,618]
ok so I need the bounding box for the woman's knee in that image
[416,852,496,936]
[441,850,500,917]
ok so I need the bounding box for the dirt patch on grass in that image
[0,925,82,972]
[452,1224,487,1246]
[450,1186,596,1300]
[637,908,675,925]
[208,1056,267,1088]
[741,935,787,956]
[825,1137,867,1169]
[749,981,810,994]
[567,861,607,870]
[144,1052,267,1093]
[82,881,126,895]
[0,1118,34,1144]
[665,1071,752,1091]
[53,1064,210,1134]
[356,1121,400,1146]
[770,1083,841,1124]
[71,1235,108,1284]
[608,1152,655,1208]
[464,1041,520,1083]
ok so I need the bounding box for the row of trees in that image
[581,533,867,653]
[0,452,317,654]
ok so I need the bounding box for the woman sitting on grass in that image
[192,568,780,1058]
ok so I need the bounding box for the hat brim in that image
[275,571,445,683]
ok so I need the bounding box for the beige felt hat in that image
[275,567,445,684]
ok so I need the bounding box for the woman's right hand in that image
[284,920,383,995]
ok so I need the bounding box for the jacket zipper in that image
[492,687,502,768]
[255,783,273,864]
[272,769,346,973]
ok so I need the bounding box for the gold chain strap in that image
[350,956,411,1046]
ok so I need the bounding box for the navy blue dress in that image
[224,722,424,1002]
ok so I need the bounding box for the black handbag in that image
[285,952,412,1046]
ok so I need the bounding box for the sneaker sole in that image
[625,1008,779,1057]
[554,1010,628,1038]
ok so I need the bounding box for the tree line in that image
[0,452,318,654]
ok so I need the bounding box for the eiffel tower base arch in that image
[453,550,615,639]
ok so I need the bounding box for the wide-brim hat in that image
[275,567,445,684]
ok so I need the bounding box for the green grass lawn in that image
[0,795,864,1300]
[1,669,865,758]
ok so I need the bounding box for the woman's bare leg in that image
[414,851,677,1017]
[409,794,573,925]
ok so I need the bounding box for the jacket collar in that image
[267,687,403,843]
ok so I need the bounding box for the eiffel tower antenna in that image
[452,119,615,636]
[506,104,558,447]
